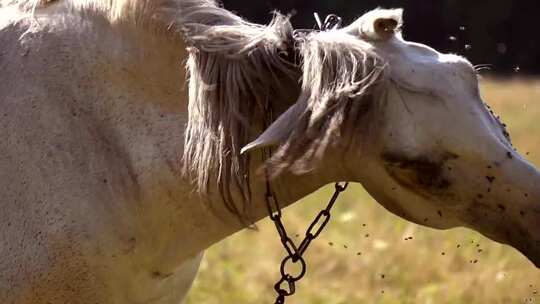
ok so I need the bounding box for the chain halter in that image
[265,13,346,304]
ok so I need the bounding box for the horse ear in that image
[241,99,307,154]
[347,8,403,41]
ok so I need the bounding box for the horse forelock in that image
[264,30,388,177]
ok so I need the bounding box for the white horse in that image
[1,1,539,303]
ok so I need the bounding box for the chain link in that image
[266,181,349,304]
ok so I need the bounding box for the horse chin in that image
[460,156,540,269]
[464,209,540,268]
[476,220,540,269]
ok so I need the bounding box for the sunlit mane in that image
[182,4,387,220]
[264,31,387,176]
[182,9,296,219]
[2,0,230,31]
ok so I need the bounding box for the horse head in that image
[236,9,540,267]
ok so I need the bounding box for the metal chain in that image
[266,181,349,304]
[264,13,345,303]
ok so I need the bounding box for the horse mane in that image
[2,0,233,32]
[183,5,388,222]
[181,8,297,221]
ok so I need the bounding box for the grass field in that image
[185,78,540,304]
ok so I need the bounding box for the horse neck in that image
[37,7,344,258]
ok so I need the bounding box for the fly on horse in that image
[1,0,539,303]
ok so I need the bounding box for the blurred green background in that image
[185,79,540,303]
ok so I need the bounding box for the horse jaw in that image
[359,144,540,268]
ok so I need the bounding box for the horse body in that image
[1,1,540,303]
[2,5,209,303]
